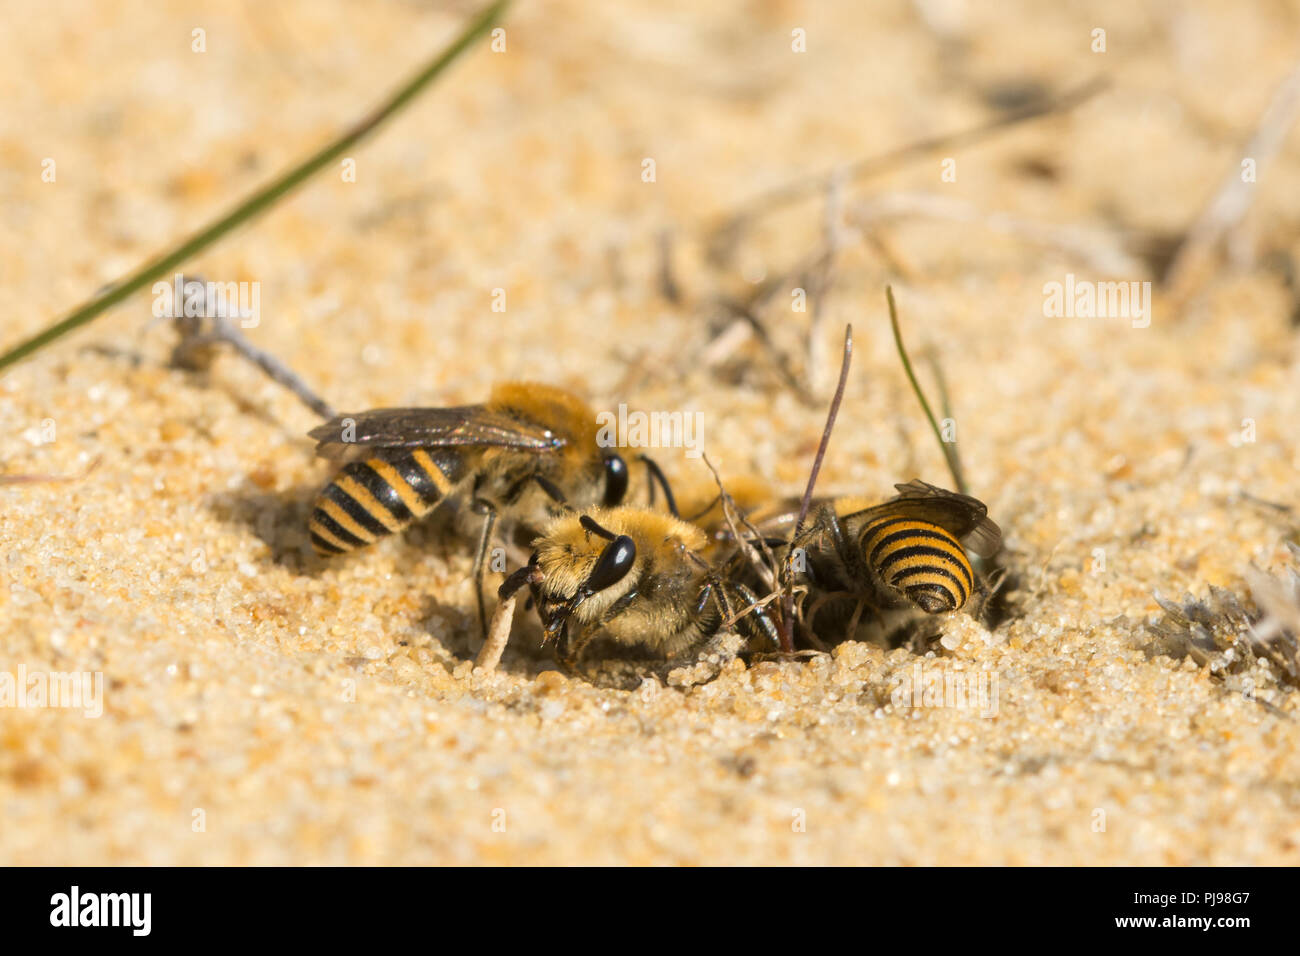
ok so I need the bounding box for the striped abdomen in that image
[859,516,973,613]
[309,449,461,556]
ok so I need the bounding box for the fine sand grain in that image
[2,0,1299,864]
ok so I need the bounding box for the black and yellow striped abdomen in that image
[858,516,974,613]
[309,449,461,556]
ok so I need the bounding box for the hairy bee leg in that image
[724,581,782,652]
[506,472,567,507]
[967,565,1008,625]
[596,588,640,628]
[844,596,868,641]
[554,623,588,676]
[470,500,498,641]
[785,504,828,578]
[818,503,869,588]
[804,589,856,635]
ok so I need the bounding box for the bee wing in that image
[843,480,1002,557]
[308,406,564,462]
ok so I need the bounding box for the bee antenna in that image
[579,514,617,541]
[637,454,680,518]
[782,323,853,652]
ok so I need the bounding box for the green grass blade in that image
[886,285,968,495]
[0,0,511,375]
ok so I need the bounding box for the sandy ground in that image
[2,0,1300,864]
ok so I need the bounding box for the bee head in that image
[535,514,638,637]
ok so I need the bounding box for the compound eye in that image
[584,535,636,593]
[603,454,629,506]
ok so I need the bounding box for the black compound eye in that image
[603,454,629,506]
[585,535,636,593]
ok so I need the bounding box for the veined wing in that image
[309,405,565,461]
[840,479,1001,557]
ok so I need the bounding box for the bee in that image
[482,506,779,679]
[791,479,1001,617]
[305,383,673,629]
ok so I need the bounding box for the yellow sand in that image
[2,0,1299,864]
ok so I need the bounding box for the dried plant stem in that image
[1164,61,1300,300]
[172,300,338,420]
[474,593,517,673]
[701,454,779,595]
[849,192,1141,276]
[782,324,853,651]
[708,76,1108,261]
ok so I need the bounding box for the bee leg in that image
[596,589,640,628]
[554,623,593,675]
[723,581,782,653]
[804,589,858,638]
[967,565,1009,625]
[819,504,872,590]
[507,473,568,507]
[844,596,868,641]
[469,500,499,642]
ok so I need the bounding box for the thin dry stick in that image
[0,455,102,485]
[171,281,337,420]
[701,454,779,594]
[707,76,1109,261]
[722,583,805,630]
[849,192,1141,276]
[0,0,511,375]
[807,167,848,397]
[1165,61,1300,300]
[712,298,818,406]
[657,229,682,304]
[474,593,517,673]
[782,323,853,652]
[886,286,966,496]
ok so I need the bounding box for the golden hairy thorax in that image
[487,382,602,460]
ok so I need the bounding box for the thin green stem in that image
[0,0,510,375]
[886,285,967,496]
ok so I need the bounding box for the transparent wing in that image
[841,479,1001,557]
[309,405,563,461]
